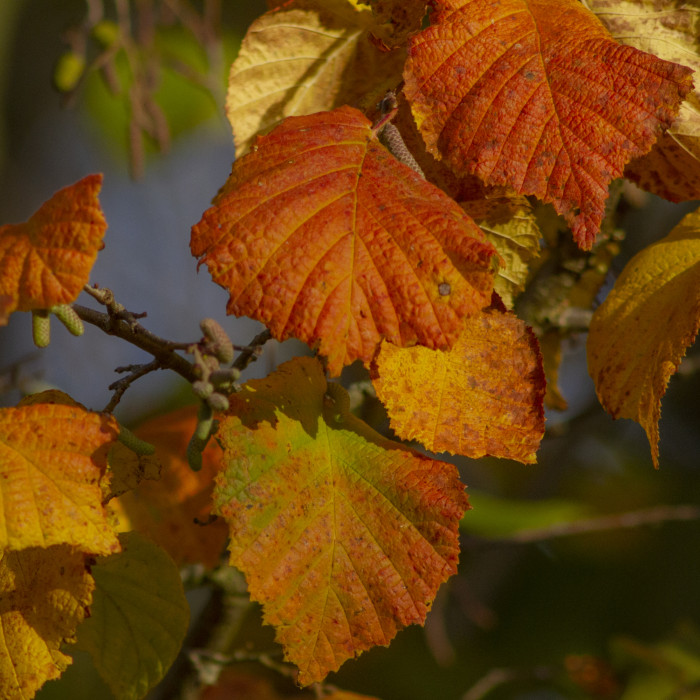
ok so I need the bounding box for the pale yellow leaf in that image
[226,0,405,155]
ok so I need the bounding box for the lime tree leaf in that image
[227,0,405,155]
[213,357,469,686]
[0,399,120,555]
[583,0,700,201]
[587,208,700,467]
[191,106,496,377]
[111,406,228,569]
[0,545,94,700]
[372,307,546,463]
[74,532,190,700]
[0,175,106,320]
[403,0,693,248]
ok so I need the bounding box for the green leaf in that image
[74,532,190,700]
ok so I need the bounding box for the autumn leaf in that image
[587,208,700,467]
[350,0,427,48]
[226,0,405,156]
[372,307,546,463]
[214,357,469,685]
[0,399,120,555]
[111,406,228,568]
[0,545,94,700]
[0,174,106,319]
[583,0,700,201]
[74,532,190,700]
[403,0,693,248]
[462,194,541,308]
[191,106,496,376]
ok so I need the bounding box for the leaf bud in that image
[192,380,214,399]
[54,51,86,93]
[32,310,51,348]
[200,318,234,364]
[207,392,230,412]
[51,304,84,336]
[92,20,120,48]
[117,425,156,455]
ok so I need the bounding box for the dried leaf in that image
[587,208,700,467]
[372,308,546,463]
[227,0,405,155]
[584,0,700,201]
[0,545,94,700]
[403,0,693,248]
[112,406,228,568]
[0,175,106,319]
[191,106,496,376]
[0,400,120,555]
[74,532,190,700]
[214,357,468,685]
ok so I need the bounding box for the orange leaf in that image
[0,545,94,699]
[584,0,700,201]
[587,209,700,467]
[0,399,120,555]
[403,0,693,248]
[112,406,228,568]
[191,106,496,376]
[372,307,545,463]
[214,357,468,685]
[0,174,106,318]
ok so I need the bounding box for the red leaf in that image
[191,106,496,375]
[403,0,693,248]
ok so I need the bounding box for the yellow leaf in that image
[372,308,546,463]
[0,400,121,554]
[462,195,541,308]
[214,357,468,685]
[226,0,405,155]
[0,545,94,699]
[74,532,190,700]
[587,209,700,467]
[583,0,700,200]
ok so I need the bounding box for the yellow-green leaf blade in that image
[587,209,700,466]
[74,532,190,700]
[0,400,120,555]
[214,357,468,686]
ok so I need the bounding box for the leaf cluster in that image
[1,0,700,697]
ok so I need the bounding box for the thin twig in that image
[73,303,198,385]
[104,359,161,412]
[485,504,700,545]
[461,666,555,700]
[232,329,272,372]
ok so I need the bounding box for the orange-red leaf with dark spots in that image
[191,106,496,376]
[403,0,693,248]
[0,175,106,317]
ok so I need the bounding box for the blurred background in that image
[1,2,699,699]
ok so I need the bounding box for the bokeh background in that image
[1,2,699,699]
